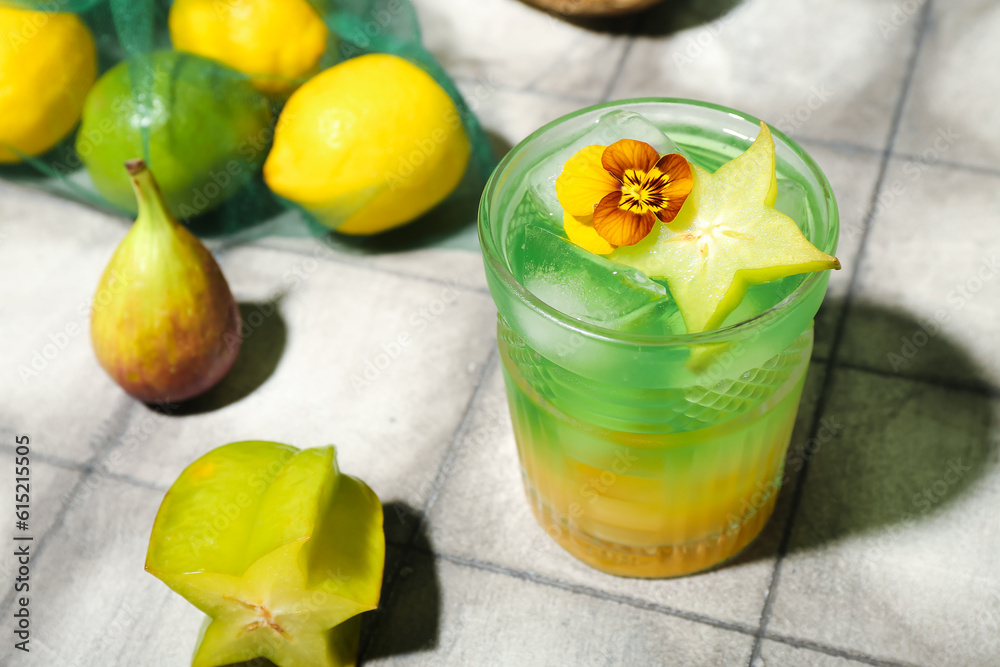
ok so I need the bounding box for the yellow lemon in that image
[0,7,96,163]
[264,53,472,235]
[169,0,329,93]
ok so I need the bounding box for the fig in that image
[90,159,241,403]
[146,441,385,667]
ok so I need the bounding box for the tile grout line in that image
[234,235,493,295]
[833,359,1000,399]
[427,549,917,667]
[357,345,499,662]
[599,35,636,103]
[790,137,1000,179]
[746,2,936,665]
[0,442,179,494]
[411,345,500,534]
[763,632,924,667]
[0,442,89,474]
[467,72,986,177]
[792,135,884,155]
[0,398,137,614]
[429,549,757,635]
[888,152,1000,179]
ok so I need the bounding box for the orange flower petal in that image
[653,153,694,223]
[563,211,616,255]
[555,145,620,217]
[601,139,659,180]
[655,152,693,183]
[593,191,657,246]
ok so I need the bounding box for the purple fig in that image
[90,159,241,403]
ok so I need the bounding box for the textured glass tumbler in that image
[478,99,839,577]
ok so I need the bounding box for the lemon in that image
[169,0,329,94]
[264,53,471,236]
[0,7,96,163]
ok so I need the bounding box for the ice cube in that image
[505,188,558,250]
[525,110,687,218]
[603,110,686,156]
[517,224,679,333]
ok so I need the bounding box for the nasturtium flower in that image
[555,139,694,252]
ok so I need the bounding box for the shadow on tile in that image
[383,499,425,546]
[361,503,443,664]
[182,174,289,240]
[788,301,998,555]
[484,130,515,167]
[154,300,288,416]
[842,297,1000,393]
[518,0,744,36]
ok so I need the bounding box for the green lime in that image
[77,50,273,219]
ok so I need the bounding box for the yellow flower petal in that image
[555,145,620,217]
[563,211,616,255]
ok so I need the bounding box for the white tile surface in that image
[610,0,920,150]
[412,0,632,100]
[365,553,756,665]
[100,245,497,543]
[0,184,136,463]
[0,451,82,598]
[896,0,1000,172]
[757,640,881,666]
[0,478,203,666]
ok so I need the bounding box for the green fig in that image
[146,441,385,667]
[90,159,241,403]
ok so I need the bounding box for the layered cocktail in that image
[479,100,839,577]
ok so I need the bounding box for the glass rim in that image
[478,97,840,347]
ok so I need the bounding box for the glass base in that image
[524,478,778,578]
[499,321,810,579]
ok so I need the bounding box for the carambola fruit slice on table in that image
[146,441,385,667]
[610,122,840,334]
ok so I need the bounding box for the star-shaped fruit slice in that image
[609,122,840,333]
[146,441,385,667]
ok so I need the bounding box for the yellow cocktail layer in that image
[503,353,807,578]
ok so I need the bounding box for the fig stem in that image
[124,158,146,176]
[124,159,175,229]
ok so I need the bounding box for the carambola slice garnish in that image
[609,122,840,333]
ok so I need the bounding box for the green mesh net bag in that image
[0,0,495,241]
